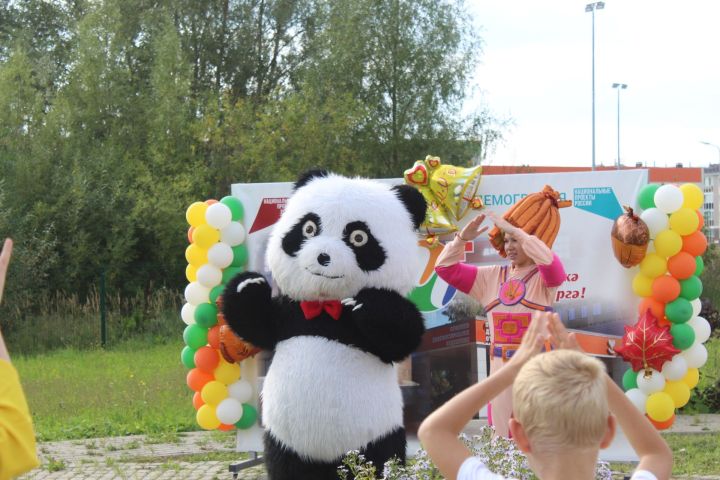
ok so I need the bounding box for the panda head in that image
[265,171,427,301]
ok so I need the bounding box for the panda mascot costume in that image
[222,170,427,479]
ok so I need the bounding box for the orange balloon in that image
[195,346,220,373]
[193,391,205,410]
[208,325,221,350]
[697,211,704,230]
[651,276,681,303]
[219,423,236,431]
[187,226,195,243]
[647,413,675,430]
[667,252,696,280]
[187,368,214,392]
[206,199,219,205]
[682,231,707,256]
[638,297,665,321]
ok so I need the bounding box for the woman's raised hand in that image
[458,214,489,241]
[485,210,519,235]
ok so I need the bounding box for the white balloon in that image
[206,203,233,230]
[682,343,708,368]
[640,208,669,239]
[196,264,222,288]
[636,368,665,395]
[208,242,234,269]
[661,354,688,381]
[691,298,702,318]
[181,303,196,325]
[184,282,210,305]
[228,379,253,403]
[216,397,244,425]
[625,388,648,412]
[654,184,684,214]
[688,316,711,344]
[221,222,246,247]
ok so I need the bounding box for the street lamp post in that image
[612,83,627,169]
[586,2,605,171]
[700,141,720,165]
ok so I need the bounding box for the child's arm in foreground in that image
[548,316,673,480]
[418,313,549,480]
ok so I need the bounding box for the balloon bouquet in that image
[181,198,259,431]
[611,183,711,429]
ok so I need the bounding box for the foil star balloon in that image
[614,309,681,372]
[404,155,483,244]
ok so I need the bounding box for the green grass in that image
[15,338,196,441]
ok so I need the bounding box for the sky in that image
[464,1,720,169]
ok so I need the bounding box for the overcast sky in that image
[464,1,720,169]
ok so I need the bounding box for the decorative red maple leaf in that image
[614,309,681,372]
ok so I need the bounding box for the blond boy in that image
[419,312,673,480]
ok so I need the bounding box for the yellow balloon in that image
[669,208,700,236]
[663,380,691,408]
[632,273,654,297]
[639,253,667,278]
[682,368,699,389]
[654,230,682,257]
[646,392,675,422]
[680,183,703,210]
[193,224,220,249]
[186,202,209,227]
[201,380,229,405]
[196,404,221,430]
[186,264,197,282]
[185,244,208,267]
[214,359,242,385]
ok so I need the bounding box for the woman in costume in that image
[434,200,566,438]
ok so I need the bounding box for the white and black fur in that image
[223,171,426,480]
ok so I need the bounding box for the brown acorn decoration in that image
[611,206,650,268]
[219,325,261,363]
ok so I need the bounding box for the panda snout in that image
[317,253,331,266]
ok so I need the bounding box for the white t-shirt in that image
[458,456,658,480]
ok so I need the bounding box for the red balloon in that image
[194,346,220,373]
[218,423,236,431]
[187,226,195,243]
[206,199,218,205]
[208,325,221,350]
[651,276,680,303]
[696,211,704,230]
[647,413,675,430]
[667,252,696,280]
[682,231,707,256]
[638,298,665,321]
[192,391,205,410]
[186,368,213,392]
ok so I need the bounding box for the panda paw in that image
[236,276,267,293]
[341,297,364,311]
[223,272,272,308]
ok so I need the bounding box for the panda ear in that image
[392,185,427,230]
[294,169,329,191]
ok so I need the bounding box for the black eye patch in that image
[342,221,386,272]
[282,213,321,257]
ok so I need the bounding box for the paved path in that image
[18,415,720,479]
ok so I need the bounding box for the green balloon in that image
[209,285,224,304]
[665,297,693,324]
[194,302,218,328]
[183,324,208,350]
[231,245,248,268]
[679,275,703,300]
[622,368,638,391]
[181,346,196,369]
[695,256,704,277]
[222,266,244,284]
[221,196,244,222]
[638,184,660,210]
[670,323,696,350]
[235,404,258,429]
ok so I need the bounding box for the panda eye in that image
[302,220,318,238]
[349,230,368,247]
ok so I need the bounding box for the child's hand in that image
[548,312,583,352]
[508,311,550,367]
[0,238,12,306]
[458,214,489,241]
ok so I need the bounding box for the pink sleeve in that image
[537,253,565,288]
[436,263,478,294]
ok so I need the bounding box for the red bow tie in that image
[300,300,343,321]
